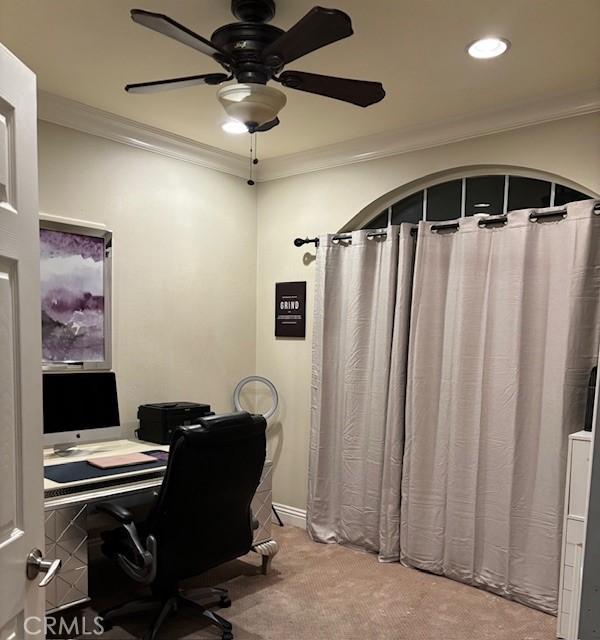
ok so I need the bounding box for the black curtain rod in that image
[293,203,600,247]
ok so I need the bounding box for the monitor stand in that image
[52,443,87,457]
[48,439,123,459]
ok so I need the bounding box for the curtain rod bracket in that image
[294,237,319,248]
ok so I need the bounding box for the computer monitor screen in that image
[43,372,120,447]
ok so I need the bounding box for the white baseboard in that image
[272,502,307,530]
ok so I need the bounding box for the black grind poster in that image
[275,281,306,338]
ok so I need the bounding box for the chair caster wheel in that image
[220,596,232,608]
[222,632,233,640]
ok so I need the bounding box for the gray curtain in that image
[401,200,600,613]
[308,225,416,561]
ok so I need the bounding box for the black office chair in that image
[97,411,267,640]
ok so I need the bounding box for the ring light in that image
[233,376,279,420]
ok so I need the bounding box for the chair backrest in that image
[145,411,266,586]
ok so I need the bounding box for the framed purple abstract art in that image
[40,219,112,370]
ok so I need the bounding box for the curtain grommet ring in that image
[431,223,460,234]
[529,211,567,224]
[478,217,508,229]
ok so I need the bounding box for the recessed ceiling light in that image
[222,120,248,134]
[467,37,510,59]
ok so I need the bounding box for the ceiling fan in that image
[125,0,386,133]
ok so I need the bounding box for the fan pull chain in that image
[247,132,259,186]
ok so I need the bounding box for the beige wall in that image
[38,121,258,436]
[256,113,600,510]
[37,113,600,510]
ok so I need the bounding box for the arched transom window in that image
[362,174,593,229]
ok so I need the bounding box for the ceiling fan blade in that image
[278,71,385,107]
[131,9,225,60]
[254,117,280,133]
[262,6,353,67]
[125,73,230,94]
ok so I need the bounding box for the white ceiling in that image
[1,0,599,159]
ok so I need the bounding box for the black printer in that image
[136,402,213,444]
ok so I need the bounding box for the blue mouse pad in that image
[44,450,167,484]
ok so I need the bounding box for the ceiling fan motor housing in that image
[217,82,287,130]
[211,22,284,84]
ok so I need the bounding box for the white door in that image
[0,44,49,639]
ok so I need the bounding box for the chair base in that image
[100,586,233,640]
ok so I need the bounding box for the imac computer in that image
[43,371,121,455]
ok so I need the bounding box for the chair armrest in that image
[98,502,157,585]
[114,531,156,585]
[96,502,134,524]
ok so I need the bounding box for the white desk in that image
[43,439,278,613]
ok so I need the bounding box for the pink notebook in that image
[87,452,156,469]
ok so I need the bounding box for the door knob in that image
[26,548,62,587]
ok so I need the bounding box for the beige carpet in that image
[70,525,556,639]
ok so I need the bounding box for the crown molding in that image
[255,88,600,182]
[37,88,600,183]
[37,91,248,179]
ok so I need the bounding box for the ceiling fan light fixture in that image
[222,119,248,134]
[217,83,287,130]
